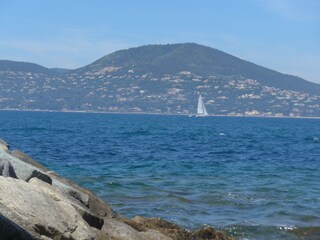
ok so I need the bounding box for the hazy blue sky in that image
[1,0,319,83]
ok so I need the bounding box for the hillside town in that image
[0,67,319,117]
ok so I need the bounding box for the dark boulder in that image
[0,214,34,240]
[25,169,52,185]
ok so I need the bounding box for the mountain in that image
[0,60,69,75]
[79,43,320,95]
[0,43,319,117]
[0,60,52,74]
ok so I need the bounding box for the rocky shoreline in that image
[0,138,233,240]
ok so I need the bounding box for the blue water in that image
[0,111,319,239]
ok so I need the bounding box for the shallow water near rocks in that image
[0,111,319,239]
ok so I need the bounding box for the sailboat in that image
[197,94,208,117]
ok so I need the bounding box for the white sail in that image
[197,95,204,115]
[203,102,208,116]
[197,94,208,116]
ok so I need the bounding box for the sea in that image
[0,110,319,240]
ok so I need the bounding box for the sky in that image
[0,0,319,83]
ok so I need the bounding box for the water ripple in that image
[0,111,319,239]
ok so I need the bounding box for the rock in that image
[0,213,34,240]
[132,216,234,240]
[49,175,90,207]
[190,227,233,240]
[1,149,97,215]
[74,207,104,230]
[100,217,172,240]
[6,149,112,218]
[116,215,146,232]
[40,236,53,240]
[1,146,115,228]
[140,229,175,240]
[0,157,17,178]
[28,177,105,230]
[0,150,51,184]
[0,176,96,240]
[133,216,188,240]
[0,138,9,151]
[10,149,49,172]
[100,218,144,240]
[26,169,52,184]
[47,171,116,218]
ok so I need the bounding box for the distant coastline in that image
[1,108,320,120]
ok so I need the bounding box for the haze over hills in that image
[0,43,319,117]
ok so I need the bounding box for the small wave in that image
[120,130,151,137]
[108,181,117,185]
[167,193,193,203]
[107,181,123,187]
[25,127,48,131]
[208,149,237,154]
[304,136,320,142]
[283,226,320,239]
[277,225,296,230]
[224,225,320,240]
